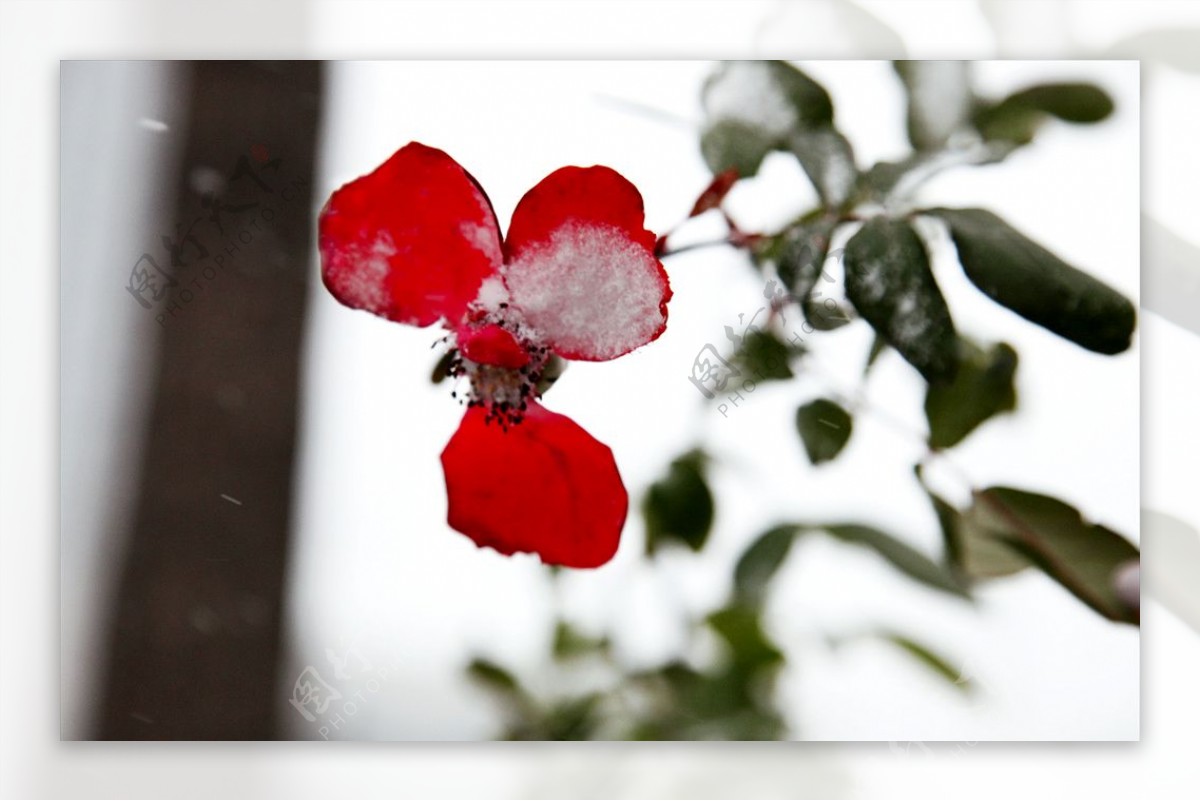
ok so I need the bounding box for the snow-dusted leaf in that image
[788,127,858,206]
[843,217,958,383]
[893,61,974,151]
[700,60,835,178]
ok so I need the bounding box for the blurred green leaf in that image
[932,207,1136,355]
[924,339,1018,449]
[430,348,456,384]
[974,82,1113,145]
[864,333,888,374]
[700,61,835,179]
[535,353,567,396]
[879,631,973,694]
[643,450,715,555]
[820,524,970,599]
[796,398,854,465]
[729,329,797,383]
[706,605,785,670]
[893,60,974,151]
[973,101,1043,145]
[804,296,854,332]
[733,525,798,608]
[788,127,858,207]
[914,463,965,572]
[467,658,522,696]
[552,620,609,661]
[962,487,1140,623]
[774,217,837,301]
[536,694,602,741]
[843,217,959,384]
[760,60,835,128]
[999,82,1114,124]
[700,119,776,178]
[629,660,785,741]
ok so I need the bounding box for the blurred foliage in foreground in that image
[462,59,1139,740]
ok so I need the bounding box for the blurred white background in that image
[6,0,1200,798]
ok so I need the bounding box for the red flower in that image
[319,142,672,568]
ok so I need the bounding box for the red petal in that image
[440,401,627,568]
[502,166,671,361]
[457,323,530,369]
[319,142,502,326]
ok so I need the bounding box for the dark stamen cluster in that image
[439,320,551,433]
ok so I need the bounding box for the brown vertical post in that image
[97,61,322,739]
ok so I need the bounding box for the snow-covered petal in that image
[502,166,671,361]
[440,401,628,568]
[319,142,503,326]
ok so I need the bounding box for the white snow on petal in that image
[460,219,502,264]
[328,231,395,315]
[504,223,666,360]
[474,275,510,313]
[704,61,797,138]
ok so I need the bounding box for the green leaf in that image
[795,398,853,465]
[467,658,523,696]
[998,82,1114,124]
[774,217,837,301]
[880,631,972,694]
[431,348,457,383]
[843,217,959,383]
[700,119,776,178]
[760,60,835,128]
[932,208,1136,354]
[864,333,888,375]
[551,620,609,661]
[962,487,1140,623]
[924,339,1018,449]
[893,60,974,151]
[972,101,1044,145]
[729,329,797,383]
[706,604,784,670]
[804,294,854,332]
[700,61,835,178]
[914,463,965,572]
[787,127,858,207]
[820,524,970,599]
[538,694,602,741]
[974,82,1113,144]
[733,525,797,608]
[643,450,715,555]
